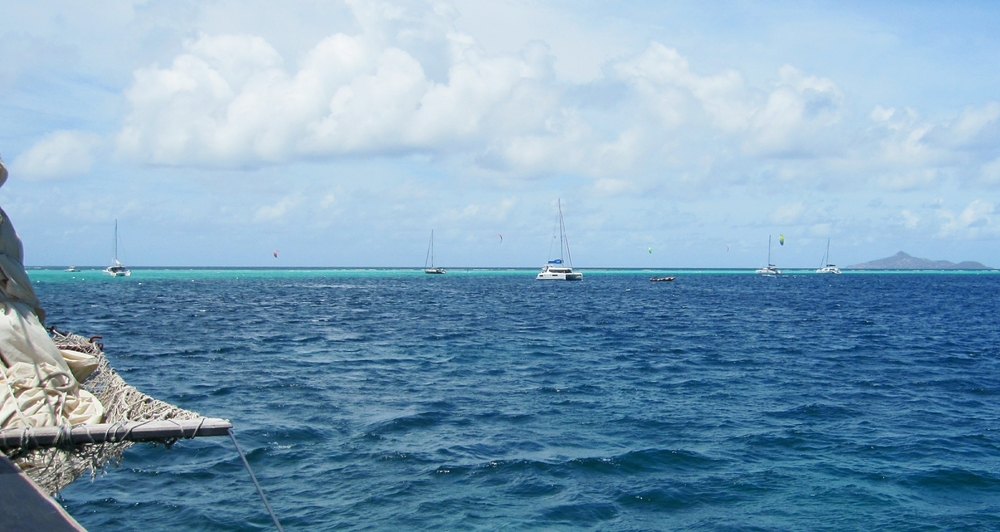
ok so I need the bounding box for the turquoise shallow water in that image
[25,269,1000,530]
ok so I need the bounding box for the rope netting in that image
[4,330,201,495]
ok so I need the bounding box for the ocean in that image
[26,269,1000,531]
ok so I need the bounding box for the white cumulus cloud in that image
[937,199,995,238]
[102,2,999,203]
[116,19,559,169]
[615,45,844,157]
[743,66,844,155]
[981,157,1000,186]
[255,195,302,222]
[615,42,755,132]
[12,131,101,180]
[771,202,806,224]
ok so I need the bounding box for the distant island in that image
[846,251,992,270]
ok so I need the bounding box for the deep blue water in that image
[28,270,1000,531]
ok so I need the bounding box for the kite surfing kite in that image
[497,234,503,243]
[648,247,653,254]
[779,234,785,246]
[273,250,279,258]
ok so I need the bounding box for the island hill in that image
[846,251,993,270]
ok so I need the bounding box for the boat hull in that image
[536,271,582,281]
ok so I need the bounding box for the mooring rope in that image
[228,428,284,532]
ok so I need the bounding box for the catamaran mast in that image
[558,200,564,264]
[558,199,575,268]
[425,230,435,268]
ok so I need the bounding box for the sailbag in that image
[0,159,104,430]
[0,157,211,496]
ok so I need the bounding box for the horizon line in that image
[25,266,1000,272]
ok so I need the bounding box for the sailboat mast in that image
[431,230,434,268]
[114,219,118,263]
[557,199,576,268]
[767,235,771,265]
[558,199,564,264]
[826,238,831,265]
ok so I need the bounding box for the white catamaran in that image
[104,219,131,277]
[755,235,781,276]
[537,199,582,281]
[816,238,841,274]
[423,230,445,274]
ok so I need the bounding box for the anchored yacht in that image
[104,220,131,277]
[815,238,841,274]
[755,235,781,276]
[537,200,582,281]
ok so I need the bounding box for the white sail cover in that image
[0,159,104,429]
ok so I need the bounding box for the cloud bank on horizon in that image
[2,0,999,267]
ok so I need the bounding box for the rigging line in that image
[228,428,284,532]
[548,209,560,260]
[425,232,433,269]
[558,203,573,268]
[564,233,574,268]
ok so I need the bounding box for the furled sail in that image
[0,159,104,431]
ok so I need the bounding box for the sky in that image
[2,0,999,268]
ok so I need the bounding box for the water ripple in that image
[33,271,1000,531]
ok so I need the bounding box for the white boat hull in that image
[536,272,582,280]
[536,265,582,280]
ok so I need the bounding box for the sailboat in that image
[755,235,781,276]
[104,220,131,277]
[423,230,445,274]
[536,199,583,280]
[816,238,841,274]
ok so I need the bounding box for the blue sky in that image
[2,0,999,268]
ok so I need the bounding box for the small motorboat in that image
[649,276,675,282]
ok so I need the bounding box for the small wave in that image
[765,402,861,421]
[364,411,450,434]
[539,501,619,526]
[564,448,721,476]
[901,467,1000,491]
